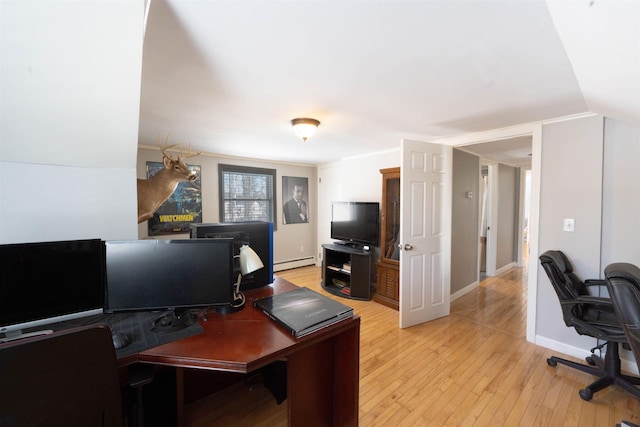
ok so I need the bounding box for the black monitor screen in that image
[0,239,105,335]
[104,239,234,313]
[331,202,380,247]
[189,222,273,290]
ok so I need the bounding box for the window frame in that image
[218,164,277,228]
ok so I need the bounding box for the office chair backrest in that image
[605,262,640,372]
[0,325,123,427]
[540,250,590,316]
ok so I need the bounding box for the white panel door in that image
[399,139,452,328]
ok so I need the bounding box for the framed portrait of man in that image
[282,176,309,224]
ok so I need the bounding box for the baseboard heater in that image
[274,256,316,272]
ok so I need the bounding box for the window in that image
[218,164,277,227]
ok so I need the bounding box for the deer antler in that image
[158,133,181,160]
[178,143,201,160]
[157,133,200,160]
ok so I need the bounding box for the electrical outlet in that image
[299,245,304,252]
[563,218,575,232]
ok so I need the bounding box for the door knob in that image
[398,243,413,251]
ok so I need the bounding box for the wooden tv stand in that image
[321,243,373,300]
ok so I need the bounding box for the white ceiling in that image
[460,136,533,167]
[138,0,640,166]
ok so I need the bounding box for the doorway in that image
[479,165,489,280]
[478,161,498,281]
[479,161,532,282]
[462,137,532,284]
[445,125,540,344]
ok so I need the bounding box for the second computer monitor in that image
[104,239,235,314]
[190,221,274,290]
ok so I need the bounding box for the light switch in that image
[563,218,575,232]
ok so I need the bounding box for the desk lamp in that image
[231,245,264,309]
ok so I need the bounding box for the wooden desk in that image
[138,276,360,426]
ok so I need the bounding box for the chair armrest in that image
[585,279,607,287]
[575,295,614,307]
[584,279,608,297]
[561,295,613,310]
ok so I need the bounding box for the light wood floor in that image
[185,265,640,426]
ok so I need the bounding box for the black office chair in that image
[540,250,634,400]
[604,262,640,399]
[0,325,124,426]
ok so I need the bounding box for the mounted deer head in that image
[137,136,201,223]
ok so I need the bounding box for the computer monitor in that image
[104,239,235,331]
[189,221,274,290]
[0,239,105,342]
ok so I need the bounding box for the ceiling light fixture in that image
[291,118,320,142]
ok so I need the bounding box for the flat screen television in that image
[331,202,380,248]
[189,221,274,291]
[104,239,235,331]
[0,239,105,342]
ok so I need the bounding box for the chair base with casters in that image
[547,341,640,401]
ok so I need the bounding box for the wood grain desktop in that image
[133,276,360,426]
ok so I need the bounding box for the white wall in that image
[317,149,400,263]
[601,118,640,266]
[536,115,605,352]
[0,1,144,243]
[1,163,137,243]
